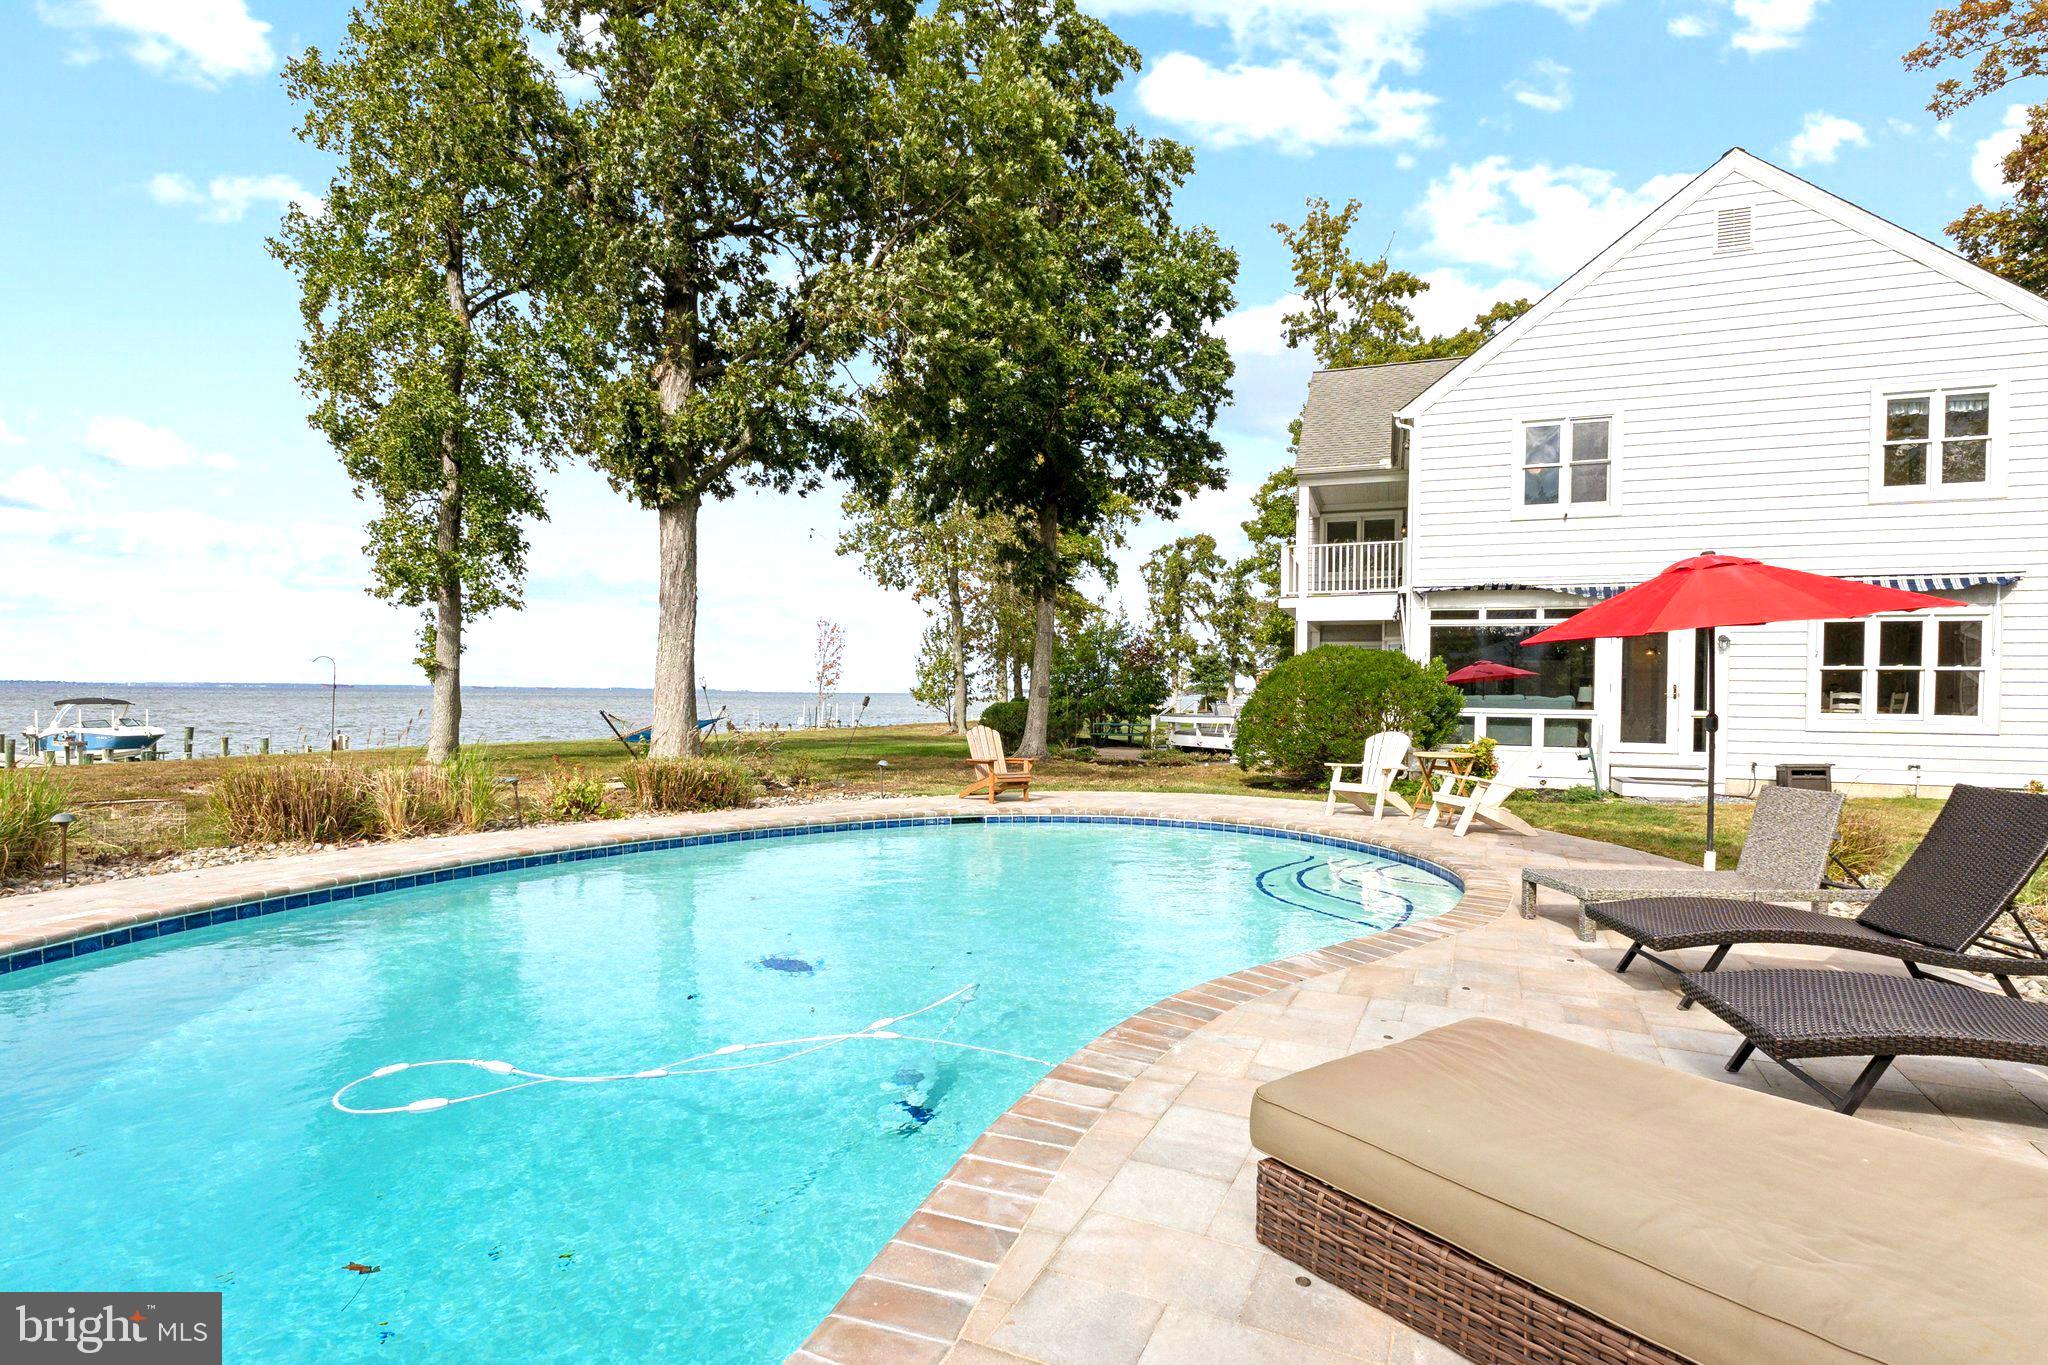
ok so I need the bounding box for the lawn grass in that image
[7,724,2012,896]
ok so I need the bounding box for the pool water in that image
[0,821,1458,1361]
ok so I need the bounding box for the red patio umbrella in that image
[1520,553,1963,868]
[1445,661,1538,685]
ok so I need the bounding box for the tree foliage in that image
[864,0,1237,756]
[1274,197,1530,371]
[1907,2,2048,295]
[1141,534,1223,689]
[274,0,581,760]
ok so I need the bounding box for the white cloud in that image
[1411,268,1545,337]
[1508,60,1572,113]
[1087,0,1618,150]
[82,415,237,471]
[1668,14,1710,37]
[1417,157,1690,278]
[149,172,323,224]
[1137,53,1434,153]
[1728,0,1823,54]
[1784,112,1867,168]
[1973,104,2030,198]
[1214,294,1304,359]
[36,0,273,84]
[0,466,71,514]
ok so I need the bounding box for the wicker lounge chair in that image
[1591,785,2048,1003]
[1521,783,1862,941]
[1684,969,2048,1114]
[1252,1017,2048,1362]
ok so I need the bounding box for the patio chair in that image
[1685,968,2048,1114]
[959,724,1033,802]
[1324,730,1412,819]
[1251,1017,2048,1361]
[1521,784,1861,942]
[1593,785,2048,1004]
[1421,751,1538,838]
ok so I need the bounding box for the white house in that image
[1278,148,2048,797]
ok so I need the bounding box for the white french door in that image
[1612,630,1701,754]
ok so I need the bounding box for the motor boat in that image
[23,697,166,762]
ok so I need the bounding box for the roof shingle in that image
[1295,356,1465,474]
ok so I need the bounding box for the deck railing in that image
[1281,539,1404,595]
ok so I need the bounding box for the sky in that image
[0,0,2032,691]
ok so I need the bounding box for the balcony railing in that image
[1281,539,1404,596]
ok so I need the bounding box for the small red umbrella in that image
[1444,661,1538,685]
[1521,552,1963,867]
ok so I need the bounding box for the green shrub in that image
[1461,736,1499,780]
[631,757,759,812]
[539,762,620,821]
[1233,647,1464,785]
[0,769,66,881]
[778,755,820,790]
[977,700,1028,751]
[443,749,501,831]
[213,763,375,844]
[1047,697,1085,747]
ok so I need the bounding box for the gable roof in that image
[1296,356,1465,474]
[1397,147,2048,422]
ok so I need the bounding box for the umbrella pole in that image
[1703,634,1719,871]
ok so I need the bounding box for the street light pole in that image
[312,655,337,752]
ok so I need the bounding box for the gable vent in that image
[1715,205,1753,254]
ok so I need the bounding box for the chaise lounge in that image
[1521,784,1863,941]
[1252,1017,2048,1363]
[1589,784,2048,1002]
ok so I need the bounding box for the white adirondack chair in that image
[1424,750,1540,837]
[1325,731,1413,819]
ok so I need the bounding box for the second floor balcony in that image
[1281,539,1405,597]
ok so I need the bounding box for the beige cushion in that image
[1250,1017,2048,1364]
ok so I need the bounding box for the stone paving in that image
[6,790,2046,1365]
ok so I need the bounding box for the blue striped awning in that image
[1857,573,2022,594]
[1420,573,2020,600]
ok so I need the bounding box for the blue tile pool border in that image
[0,813,1463,979]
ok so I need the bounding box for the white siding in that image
[1408,169,2048,789]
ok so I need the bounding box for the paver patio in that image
[6,790,2042,1365]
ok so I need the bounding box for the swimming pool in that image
[0,818,1460,1360]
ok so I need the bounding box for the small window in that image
[1520,416,1613,510]
[1877,387,1993,495]
[1813,615,1988,722]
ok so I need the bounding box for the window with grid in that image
[1880,388,1991,492]
[1816,616,1987,721]
[1520,417,1611,509]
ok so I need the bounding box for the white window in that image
[1814,614,1990,725]
[1518,416,1612,512]
[1873,385,1997,499]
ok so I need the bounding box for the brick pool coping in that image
[0,790,1576,1363]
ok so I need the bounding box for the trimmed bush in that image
[631,757,759,813]
[0,769,66,881]
[213,764,375,844]
[1233,647,1463,785]
[977,700,1028,750]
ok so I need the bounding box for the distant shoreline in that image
[0,679,918,695]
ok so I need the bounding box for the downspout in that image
[1394,415,1418,657]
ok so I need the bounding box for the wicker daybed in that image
[1520,784,1865,941]
[1251,1018,2048,1364]
[1590,784,2048,1000]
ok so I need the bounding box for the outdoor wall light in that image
[498,774,523,828]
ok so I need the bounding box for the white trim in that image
[1867,378,2006,503]
[1396,147,2048,424]
[1509,411,1619,519]
[1803,605,2000,736]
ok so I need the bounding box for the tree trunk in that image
[426,428,463,763]
[946,561,968,733]
[650,491,702,757]
[649,282,702,759]
[1010,655,1023,701]
[1018,504,1058,758]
